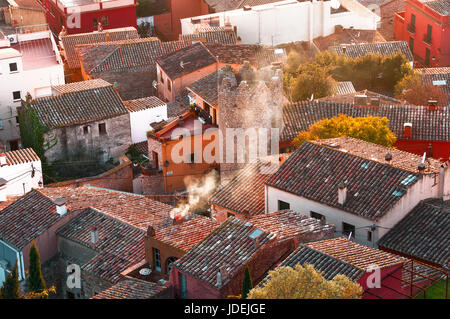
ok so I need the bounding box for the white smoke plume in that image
[170,170,219,219]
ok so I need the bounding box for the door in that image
[425,48,431,67]
[179,272,187,299]
[409,37,414,53]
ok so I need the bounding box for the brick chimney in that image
[418,163,426,173]
[90,226,99,245]
[0,178,7,202]
[0,153,7,167]
[54,198,67,216]
[173,215,184,225]
[403,123,412,138]
[385,153,392,164]
[147,225,155,237]
[428,99,437,111]
[338,183,347,205]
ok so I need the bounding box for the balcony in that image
[407,23,415,34]
[423,34,432,45]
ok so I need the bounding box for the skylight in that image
[249,229,263,239]
[401,174,418,186]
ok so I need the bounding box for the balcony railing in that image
[423,34,432,45]
[407,23,415,34]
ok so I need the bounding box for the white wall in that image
[266,170,448,246]
[129,105,168,144]
[0,159,43,197]
[181,0,380,46]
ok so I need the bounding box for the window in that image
[0,120,3,130]
[167,80,171,92]
[50,8,55,17]
[9,63,17,72]
[408,14,415,33]
[154,248,161,272]
[310,211,324,220]
[83,126,89,134]
[409,37,414,52]
[9,140,19,151]
[60,16,64,26]
[101,16,109,26]
[93,17,98,26]
[342,222,355,238]
[277,200,290,210]
[367,230,373,242]
[160,73,164,84]
[12,91,21,101]
[166,257,178,276]
[425,25,432,44]
[425,48,431,67]
[98,123,106,135]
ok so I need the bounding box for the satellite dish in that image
[330,0,340,9]
[139,268,152,276]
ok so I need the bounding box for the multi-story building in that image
[37,0,137,36]
[394,0,450,67]
[0,25,64,151]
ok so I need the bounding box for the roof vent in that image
[418,163,426,173]
[403,123,412,138]
[385,153,392,163]
[90,226,99,245]
[0,153,7,167]
[428,99,437,111]
[338,183,347,205]
[54,198,67,216]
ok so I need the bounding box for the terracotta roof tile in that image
[416,67,450,95]
[52,79,111,94]
[1,148,40,166]
[179,30,237,44]
[305,237,405,270]
[329,41,413,62]
[154,216,219,251]
[90,278,168,299]
[57,207,144,283]
[172,217,276,288]
[378,199,450,267]
[266,141,421,220]
[425,0,450,15]
[124,96,166,112]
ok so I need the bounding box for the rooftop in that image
[179,30,237,44]
[281,101,450,143]
[61,27,139,69]
[38,186,173,231]
[156,42,217,79]
[332,81,356,96]
[28,80,128,128]
[124,96,166,112]
[172,217,275,288]
[378,199,449,268]
[0,148,40,166]
[90,278,168,299]
[153,215,219,251]
[424,0,450,16]
[416,67,450,95]
[305,237,405,270]
[311,136,442,174]
[56,207,144,283]
[314,29,386,51]
[248,210,335,240]
[266,141,421,221]
[11,37,59,70]
[329,41,414,62]
[210,156,287,216]
[315,89,401,105]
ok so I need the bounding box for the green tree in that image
[0,261,21,299]
[27,241,46,295]
[293,114,397,148]
[242,266,253,299]
[247,264,362,299]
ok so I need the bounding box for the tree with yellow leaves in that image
[292,114,397,148]
[247,264,363,299]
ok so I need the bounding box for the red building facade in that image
[37,0,137,36]
[394,0,450,67]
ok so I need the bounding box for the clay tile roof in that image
[179,30,237,44]
[266,141,421,220]
[90,278,168,299]
[248,210,335,240]
[27,81,128,128]
[1,148,40,166]
[172,217,275,288]
[132,141,148,157]
[313,29,386,51]
[56,207,145,283]
[329,41,414,62]
[281,101,450,143]
[204,43,284,69]
[38,186,173,231]
[278,245,365,281]
[305,238,405,271]
[378,199,450,267]
[424,0,450,15]
[312,136,442,174]
[416,67,450,95]
[210,155,289,216]
[154,216,219,251]
[0,190,73,249]
[333,81,356,95]
[61,27,139,69]
[124,96,166,112]
[156,42,217,79]
[187,65,235,106]
[52,78,111,94]
[315,90,401,105]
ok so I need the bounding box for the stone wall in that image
[133,173,164,195]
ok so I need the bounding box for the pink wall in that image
[360,264,406,299]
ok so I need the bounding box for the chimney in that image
[385,153,392,164]
[438,165,445,198]
[90,226,99,245]
[403,123,412,138]
[216,266,228,287]
[418,163,426,173]
[0,178,7,202]
[54,198,67,216]
[0,153,7,167]
[342,46,347,54]
[173,215,184,225]
[147,225,155,237]
[338,183,347,205]
[428,99,437,111]
[237,36,241,44]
